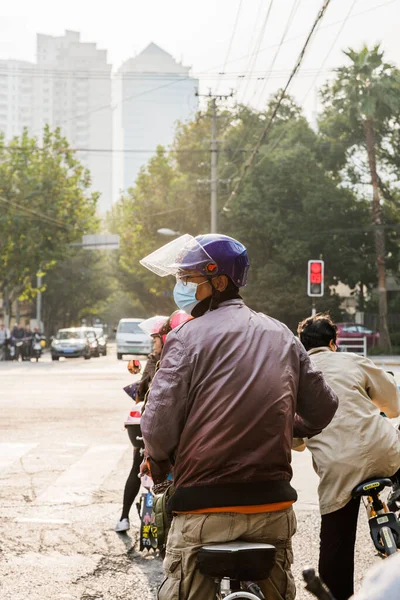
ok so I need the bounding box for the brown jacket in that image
[141,300,338,511]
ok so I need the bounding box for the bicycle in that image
[197,541,276,599]
[302,476,400,600]
[352,476,400,557]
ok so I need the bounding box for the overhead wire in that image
[234,0,266,99]
[215,0,245,94]
[0,0,396,82]
[228,0,300,168]
[300,0,358,105]
[0,144,252,154]
[238,0,275,104]
[217,0,275,169]
[254,0,303,109]
[251,0,357,176]
[0,195,68,229]
[222,0,333,214]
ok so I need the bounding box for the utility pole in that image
[196,90,233,233]
[36,272,42,328]
[211,97,217,234]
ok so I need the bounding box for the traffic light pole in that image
[312,301,316,317]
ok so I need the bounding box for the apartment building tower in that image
[0,31,113,213]
[113,43,198,202]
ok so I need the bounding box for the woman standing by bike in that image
[297,313,400,600]
[115,316,168,533]
[115,311,193,533]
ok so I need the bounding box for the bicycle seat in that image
[352,478,393,498]
[197,541,276,582]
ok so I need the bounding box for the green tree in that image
[0,126,98,319]
[41,249,113,335]
[221,100,372,330]
[109,97,374,330]
[108,144,213,314]
[319,45,400,351]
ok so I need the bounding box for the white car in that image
[116,318,152,360]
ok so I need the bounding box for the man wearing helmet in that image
[140,234,338,600]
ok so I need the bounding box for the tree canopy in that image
[0,126,99,318]
[108,94,375,330]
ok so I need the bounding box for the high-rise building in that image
[0,60,35,140]
[113,43,198,202]
[0,31,113,214]
[35,31,113,214]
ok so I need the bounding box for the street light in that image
[157,228,181,236]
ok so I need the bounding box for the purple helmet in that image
[140,233,250,287]
[192,234,250,287]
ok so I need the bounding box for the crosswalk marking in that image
[0,443,37,471]
[36,444,127,505]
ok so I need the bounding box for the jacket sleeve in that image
[141,332,192,463]
[137,354,158,401]
[294,339,339,438]
[359,356,400,418]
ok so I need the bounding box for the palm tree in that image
[320,46,400,352]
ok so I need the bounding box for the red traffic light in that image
[310,262,322,274]
[307,260,324,297]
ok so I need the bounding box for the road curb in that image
[372,360,400,367]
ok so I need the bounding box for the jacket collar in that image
[217,299,244,308]
[308,346,332,356]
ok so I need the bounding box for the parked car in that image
[51,329,91,360]
[116,318,152,360]
[336,323,380,349]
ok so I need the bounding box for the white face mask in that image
[173,280,209,315]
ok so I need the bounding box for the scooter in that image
[14,339,25,361]
[32,336,46,362]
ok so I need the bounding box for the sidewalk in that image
[371,355,400,367]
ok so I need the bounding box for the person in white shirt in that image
[296,313,400,600]
[0,324,10,360]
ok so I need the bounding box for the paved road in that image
[0,352,398,599]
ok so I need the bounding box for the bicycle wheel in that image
[379,526,398,556]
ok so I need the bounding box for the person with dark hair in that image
[114,316,167,533]
[297,313,400,600]
[139,234,338,600]
[115,311,193,534]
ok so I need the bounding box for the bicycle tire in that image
[380,526,398,556]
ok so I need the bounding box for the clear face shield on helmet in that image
[139,234,217,279]
[138,316,169,337]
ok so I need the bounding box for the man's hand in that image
[140,458,151,477]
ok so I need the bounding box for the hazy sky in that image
[1,0,399,118]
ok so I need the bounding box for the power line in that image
[222,0,333,214]
[229,0,300,168]
[215,0,244,94]
[301,0,358,105]
[234,0,266,99]
[214,0,399,77]
[238,0,275,104]
[255,0,303,108]
[0,0,396,83]
[0,144,252,154]
[0,196,68,229]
